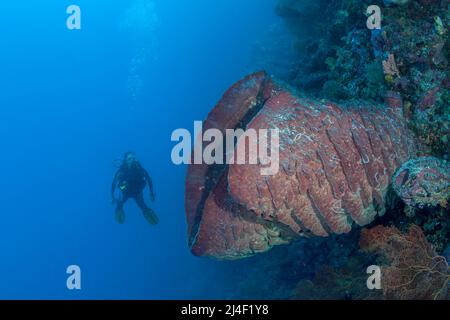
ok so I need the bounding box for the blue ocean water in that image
[0,0,279,299]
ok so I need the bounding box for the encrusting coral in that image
[393,157,450,209]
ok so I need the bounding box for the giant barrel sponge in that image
[185,71,417,260]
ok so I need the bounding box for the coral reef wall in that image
[275,0,449,158]
[189,0,449,300]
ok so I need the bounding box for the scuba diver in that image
[111,152,158,225]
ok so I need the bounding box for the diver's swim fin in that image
[143,208,159,225]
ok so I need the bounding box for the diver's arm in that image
[111,171,119,201]
[143,169,156,201]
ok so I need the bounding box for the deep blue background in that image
[0,0,279,298]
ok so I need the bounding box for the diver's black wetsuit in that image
[111,162,157,224]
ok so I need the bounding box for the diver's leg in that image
[115,196,128,224]
[135,192,159,225]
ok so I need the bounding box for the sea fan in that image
[360,224,450,300]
